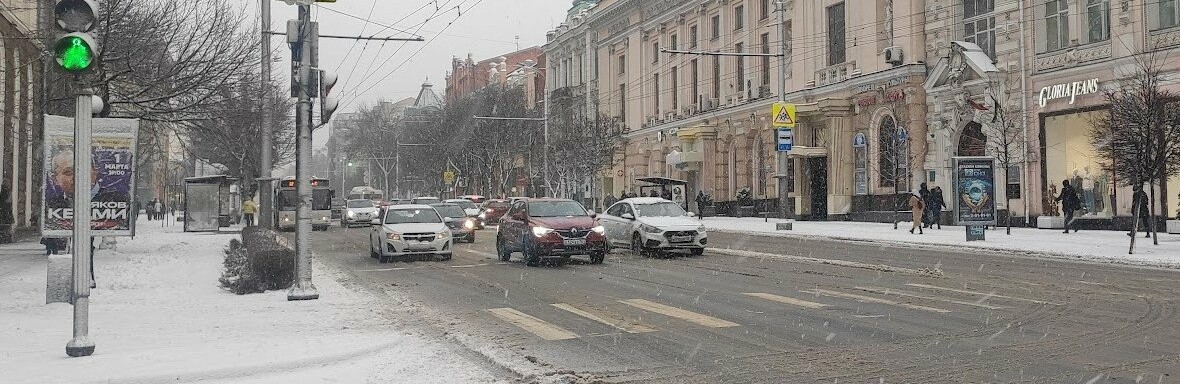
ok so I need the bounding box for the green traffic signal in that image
[55,33,96,72]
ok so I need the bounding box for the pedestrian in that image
[604,193,618,208]
[661,188,672,200]
[242,198,258,227]
[145,199,155,221]
[1056,179,1081,233]
[1129,184,1151,238]
[154,200,163,221]
[928,186,945,229]
[919,183,932,228]
[908,190,925,234]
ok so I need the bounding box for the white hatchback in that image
[598,197,707,256]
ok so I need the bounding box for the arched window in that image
[752,134,766,197]
[958,121,987,156]
[878,115,898,188]
[727,141,737,199]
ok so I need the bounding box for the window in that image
[618,54,626,75]
[711,15,721,39]
[760,0,770,20]
[760,33,770,87]
[1085,0,1110,43]
[963,0,996,58]
[671,66,679,111]
[878,115,904,188]
[1044,0,1070,51]
[653,42,659,63]
[690,25,698,48]
[671,34,678,50]
[690,59,699,105]
[712,56,721,99]
[827,2,846,65]
[735,43,745,92]
[619,84,626,121]
[653,73,660,114]
[735,5,745,30]
[1006,165,1022,199]
[1163,0,1180,29]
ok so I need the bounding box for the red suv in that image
[479,199,511,224]
[495,198,607,266]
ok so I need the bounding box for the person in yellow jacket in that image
[242,199,258,227]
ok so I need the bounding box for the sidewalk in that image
[701,216,1180,268]
[0,218,506,384]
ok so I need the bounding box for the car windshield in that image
[449,200,478,210]
[431,204,465,219]
[528,201,587,217]
[484,201,509,210]
[413,197,440,205]
[346,200,374,208]
[384,208,441,224]
[634,202,687,217]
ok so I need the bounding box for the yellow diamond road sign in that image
[443,171,455,183]
[771,103,797,128]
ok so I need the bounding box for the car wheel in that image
[378,254,390,263]
[496,236,511,262]
[440,252,453,261]
[690,248,704,256]
[467,232,476,243]
[523,239,540,267]
[631,232,650,258]
[590,252,605,264]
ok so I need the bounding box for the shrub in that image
[219,228,295,294]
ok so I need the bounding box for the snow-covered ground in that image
[701,216,1180,268]
[0,219,506,384]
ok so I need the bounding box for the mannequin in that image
[1082,166,1095,215]
[1071,169,1083,213]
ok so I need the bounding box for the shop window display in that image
[1044,111,1115,217]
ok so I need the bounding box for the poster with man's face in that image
[953,157,997,225]
[42,115,138,237]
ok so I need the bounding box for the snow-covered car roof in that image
[387,204,434,210]
[620,197,674,205]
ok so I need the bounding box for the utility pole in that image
[542,87,551,197]
[67,87,95,357]
[258,0,275,229]
[288,3,318,301]
[775,0,793,219]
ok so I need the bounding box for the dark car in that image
[430,203,476,243]
[495,198,607,266]
[479,199,511,225]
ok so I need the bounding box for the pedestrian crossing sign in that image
[771,102,797,127]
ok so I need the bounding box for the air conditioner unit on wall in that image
[884,46,904,65]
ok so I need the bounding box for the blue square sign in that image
[776,128,793,152]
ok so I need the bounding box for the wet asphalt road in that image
[309,223,1180,383]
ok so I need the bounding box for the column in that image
[827,112,854,216]
[11,49,22,227]
[23,63,32,227]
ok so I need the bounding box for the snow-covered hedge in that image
[219,228,295,294]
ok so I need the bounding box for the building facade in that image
[444,47,544,104]
[0,1,42,242]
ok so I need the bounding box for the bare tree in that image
[985,76,1037,235]
[1089,53,1180,253]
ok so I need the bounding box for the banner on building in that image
[42,115,140,237]
[952,156,996,225]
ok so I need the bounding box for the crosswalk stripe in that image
[801,288,951,313]
[552,303,657,333]
[487,308,579,340]
[742,292,829,309]
[854,286,1008,310]
[904,283,1058,305]
[619,299,739,328]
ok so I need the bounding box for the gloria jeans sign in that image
[1037,78,1100,107]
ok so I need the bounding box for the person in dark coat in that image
[1056,179,1081,233]
[918,183,932,228]
[1129,184,1151,238]
[927,186,945,229]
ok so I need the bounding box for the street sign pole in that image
[66,87,95,357]
[774,0,793,220]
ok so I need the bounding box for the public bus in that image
[347,186,385,202]
[275,176,334,231]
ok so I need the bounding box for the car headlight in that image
[532,226,554,237]
[640,223,662,233]
[592,225,605,234]
[478,212,487,219]
[436,231,450,240]
[464,219,475,229]
[347,211,355,218]
[388,232,401,241]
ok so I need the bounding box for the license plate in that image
[670,236,692,242]
[563,238,586,246]
[408,242,431,250]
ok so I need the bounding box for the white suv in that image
[598,197,707,256]
[368,205,453,263]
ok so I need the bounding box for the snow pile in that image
[701,216,1180,268]
[0,220,506,384]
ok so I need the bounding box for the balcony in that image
[814,61,857,87]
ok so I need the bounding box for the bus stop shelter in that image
[636,177,689,211]
[183,175,240,232]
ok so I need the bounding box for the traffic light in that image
[319,70,338,124]
[53,0,99,73]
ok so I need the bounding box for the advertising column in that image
[43,115,139,237]
[953,156,997,241]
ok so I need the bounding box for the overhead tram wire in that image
[341,0,466,94]
[341,0,487,112]
[333,0,380,73]
[325,0,447,94]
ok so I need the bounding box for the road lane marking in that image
[552,303,657,333]
[854,286,1008,310]
[742,292,829,309]
[801,288,951,313]
[904,283,1057,305]
[486,308,578,340]
[356,267,408,272]
[466,250,499,259]
[708,248,944,277]
[619,299,739,328]
[451,263,490,268]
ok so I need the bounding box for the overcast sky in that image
[257,0,570,114]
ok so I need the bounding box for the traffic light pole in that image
[288,4,318,301]
[258,0,275,229]
[66,87,95,357]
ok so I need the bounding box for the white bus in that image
[347,186,385,202]
[275,176,334,231]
